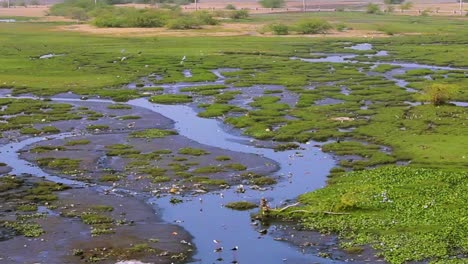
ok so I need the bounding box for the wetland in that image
[0,8,467,264]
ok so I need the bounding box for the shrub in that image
[420,8,431,16]
[400,2,413,11]
[295,19,332,34]
[259,0,284,8]
[166,16,202,29]
[366,3,381,14]
[225,4,236,10]
[229,9,249,19]
[192,10,218,25]
[270,23,289,35]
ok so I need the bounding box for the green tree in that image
[259,0,284,8]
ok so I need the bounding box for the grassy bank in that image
[273,167,468,263]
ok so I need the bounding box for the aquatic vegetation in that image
[225,201,257,211]
[215,155,231,161]
[3,221,44,237]
[129,128,178,138]
[150,94,193,104]
[99,174,120,182]
[30,145,66,153]
[251,177,277,186]
[188,177,227,186]
[0,176,23,192]
[65,139,91,146]
[19,127,41,135]
[178,147,210,156]
[118,115,141,120]
[224,163,247,171]
[106,144,140,156]
[86,124,110,131]
[193,166,224,174]
[36,158,81,172]
[90,205,114,212]
[274,143,300,152]
[107,104,132,110]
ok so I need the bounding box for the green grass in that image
[275,167,468,264]
[150,94,193,104]
[129,128,177,138]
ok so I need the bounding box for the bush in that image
[192,10,218,25]
[420,8,431,16]
[229,9,249,19]
[259,0,284,8]
[384,0,404,4]
[335,23,348,32]
[92,8,169,27]
[270,23,289,35]
[366,3,381,14]
[166,16,201,29]
[225,4,236,10]
[295,19,332,34]
[400,1,413,11]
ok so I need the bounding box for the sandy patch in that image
[55,23,387,38]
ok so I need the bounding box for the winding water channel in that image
[1,45,466,264]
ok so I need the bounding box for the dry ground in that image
[56,23,387,38]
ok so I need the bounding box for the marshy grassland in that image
[0,6,467,264]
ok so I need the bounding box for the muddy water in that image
[130,100,337,264]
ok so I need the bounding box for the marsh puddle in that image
[450,101,468,107]
[315,98,344,106]
[38,54,65,59]
[183,69,193,78]
[346,43,373,51]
